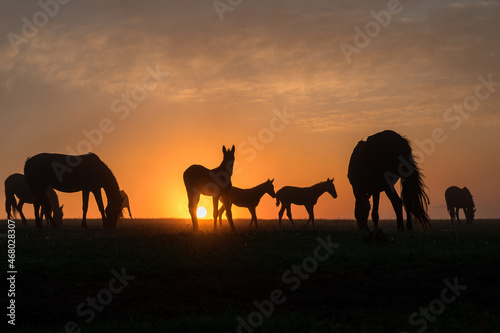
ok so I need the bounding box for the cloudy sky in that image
[1,0,499,223]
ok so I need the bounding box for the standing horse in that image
[276,178,337,230]
[120,190,133,219]
[24,153,122,229]
[218,179,275,229]
[183,145,236,232]
[5,173,64,225]
[445,186,475,225]
[348,130,430,232]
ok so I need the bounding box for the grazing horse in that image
[183,145,236,232]
[218,179,276,229]
[445,186,475,225]
[348,130,430,232]
[4,173,63,225]
[120,190,133,219]
[24,153,122,229]
[276,178,337,230]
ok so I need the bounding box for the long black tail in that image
[402,159,431,230]
[5,186,17,219]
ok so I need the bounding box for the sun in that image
[197,206,208,218]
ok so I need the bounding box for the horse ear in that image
[271,178,274,183]
[223,145,227,153]
[60,205,64,209]
[231,145,235,152]
[474,208,476,213]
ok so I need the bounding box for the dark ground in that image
[2,218,500,332]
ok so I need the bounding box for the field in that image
[2,218,500,333]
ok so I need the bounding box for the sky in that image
[1,0,499,224]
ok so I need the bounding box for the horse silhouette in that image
[276,178,337,230]
[348,130,430,232]
[120,190,132,219]
[218,179,275,229]
[183,145,236,232]
[445,186,475,225]
[5,173,63,225]
[24,153,122,229]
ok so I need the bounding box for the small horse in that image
[24,153,122,229]
[5,173,63,225]
[218,179,275,229]
[183,145,236,232]
[348,130,430,232]
[120,190,133,219]
[445,186,475,225]
[276,178,337,230]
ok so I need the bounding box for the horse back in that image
[445,186,473,209]
[24,153,110,193]
[229,187,260,207]
[5,173,35,202]
[277,186,317,205]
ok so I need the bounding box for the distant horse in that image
[445,186,475,225]
[120,190,133,219]
[218,179,275,229]
[276,178,337,230]
[348,130,430,232]
[183,145,236,232]
[24,153,122,229]
[5,173,63,225]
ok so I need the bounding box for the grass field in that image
[2,218,500,332]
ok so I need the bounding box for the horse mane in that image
[311,180,328,189]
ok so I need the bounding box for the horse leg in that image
[449,207,454,225]
[127,206,132,219]
[278,205,286,230]
[406,208,413,232]
[81,190,90,228]
[218,203,225,227]
[372,192,380,230]
[18,201,27,225]
[213,196,219,232]
[187,191,200,232]
[305,205,315,229]
[93,190,107,228]
[221,193,236,233]
[456,208,461,225]
[385,189,404,232]
[40,196,57,228]
[34,202,42,228]
[249,207,258,229]
[286,205,296,229]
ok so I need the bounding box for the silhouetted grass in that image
[2,218,500,332]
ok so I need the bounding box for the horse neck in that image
[310,183,328,199]
[253,182,269,199]
[101,171,121,206]
[47,188,60,209]
[215,157,234,175]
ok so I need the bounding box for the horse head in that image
[465,207,475,224]
[265,178,276,198]
[222,145,236,174]
[325,178,337,199]
[53,205,64,225]
[104,198,122,229]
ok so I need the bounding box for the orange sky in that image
[1,0,499,223]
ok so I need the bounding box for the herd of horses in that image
[4,130,476,231]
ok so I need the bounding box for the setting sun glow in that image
[197,207,208,218]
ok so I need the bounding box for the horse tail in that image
[402,159,431,230]
[5,185,17,219]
